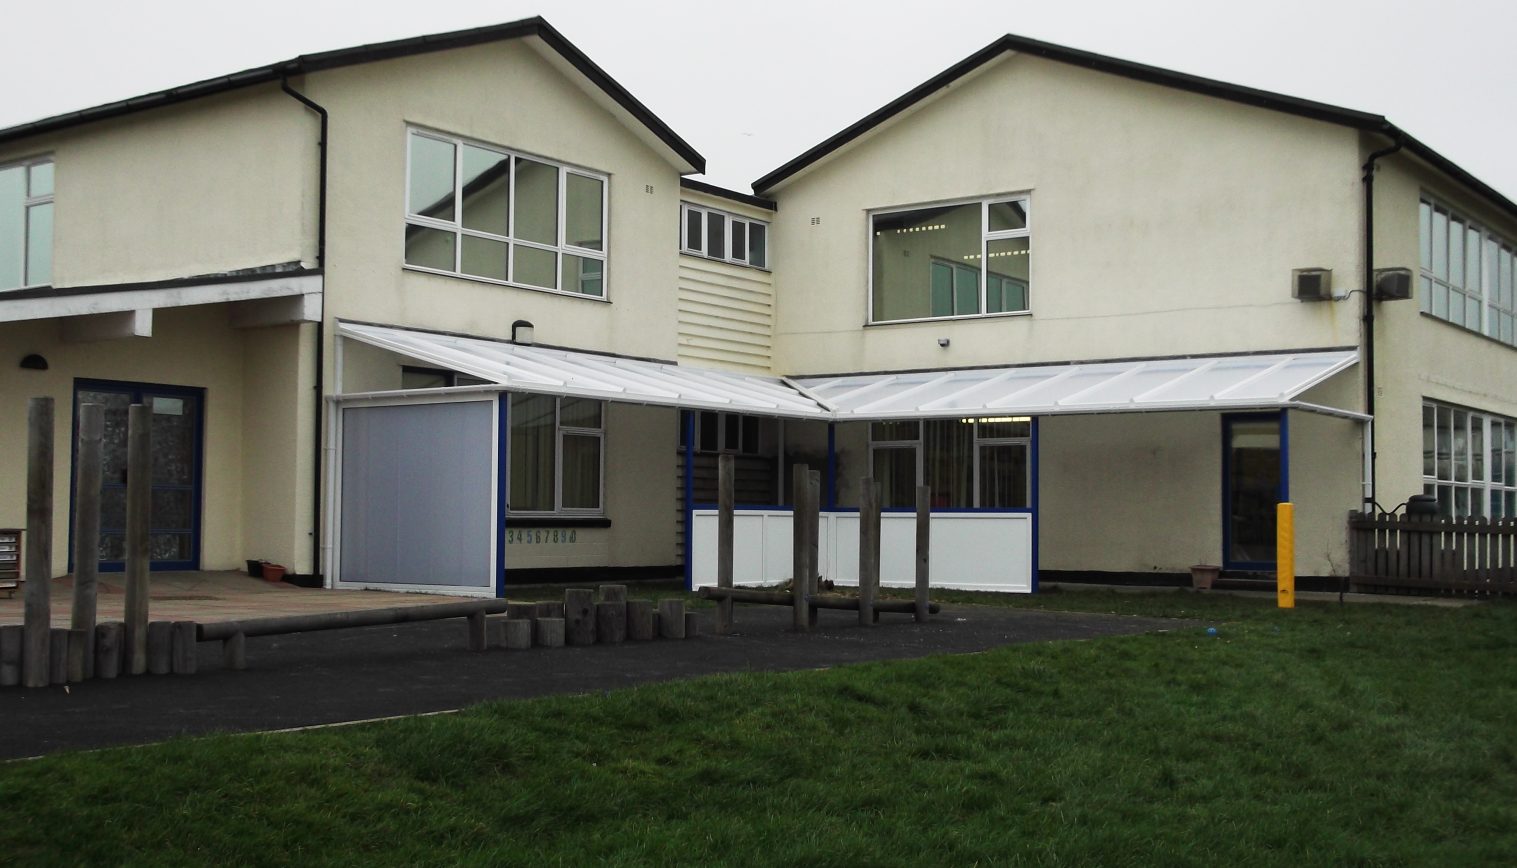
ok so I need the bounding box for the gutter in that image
[280,74,329,580]
[1361,130,1404,513]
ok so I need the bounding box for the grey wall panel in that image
[340,401,494,588]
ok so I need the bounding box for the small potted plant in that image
[1190,564,1220,590]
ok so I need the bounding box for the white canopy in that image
[339,322,1362,421]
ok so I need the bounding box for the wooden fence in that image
[1348,511,1517,595]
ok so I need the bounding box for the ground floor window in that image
[509,394,603,514]
[1422,400,1517,518]
[869,417,1030,509]
[695,411,763,455]
[1223,414,1283,567]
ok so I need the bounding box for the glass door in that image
[72,380,204,572]
[1223,413,1285,570]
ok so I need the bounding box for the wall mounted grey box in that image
[1291,268,1332,301]
[1373,268,1413,301]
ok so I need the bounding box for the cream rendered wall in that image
[240,322,317,573]
[768,53,1366,378]
[1371,151,1517,511]
[0,87,317,287]
[302,39,682,360]
[0,306,252,575]
[677,190,775,373]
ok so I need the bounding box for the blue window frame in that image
[1222,411,1288,571]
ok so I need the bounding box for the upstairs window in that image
[405,130,607,299]
[681,203,767,268]
[870,196,1030,323]
[1419,196,1516,345]
[0,156,53,291]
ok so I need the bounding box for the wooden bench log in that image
[505,602,537,621]
[684,611,700,638]
[0,624,21,687]
[598,585,627,603]
[196,599,512,641]
[502,618,532,650]
[171,621,197,674]
[94,622,122,679]
[535,601,565,621]
[147,621,173,675]
[467,611,490,652]
[627,599,655,640]
[596,601,627,643]
[534,617,565,648]
[223,632,247,671]
[564,588,596,646]
[48,628,69,685]
[658,600,686,639]
[66,628,88,683]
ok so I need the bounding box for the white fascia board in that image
[0,273,322,324]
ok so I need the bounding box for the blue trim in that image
[1279,408,1290,504]
[682,410,696,591]
[1221,411,1286,571]
[69,378,205,573]
[494,394,509,597]
[1031,416,1040,593]
[826,423,838,509]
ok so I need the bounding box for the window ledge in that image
[866,310,1032,327]
[506,516,611,529]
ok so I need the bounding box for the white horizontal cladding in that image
[337,321,830,420]
[795,350,1360,420]
[690,508,1034,594]
[0,273,323,323]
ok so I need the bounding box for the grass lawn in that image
[2,590,1515,866]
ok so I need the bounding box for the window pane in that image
[401,369,451,389]
[699,411,719,452]
[513,244,557,289]
[953,262,979,315]
[872,202,981,321]
[1506,424,1515,486]
[742,416,760,454]
[1450,219,1464,287]
[514,157,559,245]
[707,212,726,259]
[404,225,455,271]
[730,220,746,262]
[1437,406,1452,480]
[459,145,510,236]
[923,419,974,508]
[987,199,1028,232]
[749,223,767,268]
[408,134,456,221]
[1473,417,1486,481]
[1432,209,1448,280]
[871,421,919,441]
[722,414,741,451]
[0,166,22,289]
[510,394,557,511]
[25,202,51,286]
[872,447,918,509]
[1423,404,1435,478]
[561,434,601,509]
[460,235,508,281]
[1453,410,1469,482]
[1227,420,1280,564]
[1419,200,1431,270]
[929,262,953,317]
[560,397,601,429]
[1450,289,1466,327]
[986,236,1030,312]
[1433,283,1448,319]
[684,207,703,252]
[979,443,1028,508]
[978,419,1031,439]
[562,254,604,297]
[1455,486,1469,518]
[1467,230,1482,294]
[28,162,52,198]
[565,173,604,251]
[1467,295,1482,330]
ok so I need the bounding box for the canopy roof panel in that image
[338,322,829,419]
[794,351,1360,420]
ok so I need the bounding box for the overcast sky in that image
[4,0,1514,198]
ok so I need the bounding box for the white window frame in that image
[1422,399,1517,519]
[680,202,769,269]
[868,417,1032,508]
[509,396,606,517]
[1,154,53,292]
[404,128,609,300]
[868,193,1031,325]
[1419,194,1517,346]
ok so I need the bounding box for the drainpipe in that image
[1361,130,1403,515]
[281,74,328,580]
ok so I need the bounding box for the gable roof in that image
[0,17,705,175]
[752,33,1517,223]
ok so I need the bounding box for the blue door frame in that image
[69,378,206,573]
[1221,410,1288,571]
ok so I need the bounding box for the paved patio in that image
[0,570,460,626]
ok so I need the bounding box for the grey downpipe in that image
[281,75,328,580]
[1361,132,1403,515]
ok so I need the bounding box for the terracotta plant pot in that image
[1190,564,1220,590]
[262,563,288,583]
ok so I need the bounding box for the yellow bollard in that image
[1276,502,1295,609]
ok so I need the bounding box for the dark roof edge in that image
[751,32,1517,223]
[789,345,1360,381]
[0,263,321,301]
[679,178,777,211]
[0,17,705,174]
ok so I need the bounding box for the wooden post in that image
[94,622,123,679]
[597,585,627,603]
[49,629,69,685]
[535,601,564,620]
[66,629,88,682]
[171,621,198,674]
[658,599,686,639]
[915,485,931,623]
[791,464,810,631]
[716,452,735,635]
[683,611,699,638]
[467,610,489,651]
[807,469,821,628]
[502,618,532,650]
[0,625,20,686]
[859,477,880,627]
[147,621,173,675]
[626,599,656,640]
[23,397,53,689]
[505,601,537,621]
[70,403,104,678]
[564,588,597,645]
[596,601,627,643]
[533,617,565,648]
[223,632,247,671]
[124,404,152,675]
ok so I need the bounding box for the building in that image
[3,18,1514,596]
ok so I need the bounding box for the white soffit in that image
[338,322,830,419]
[794,351,1361,420]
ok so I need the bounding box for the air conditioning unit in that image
[1374,267,1414,301]
[1292,268,1332,301]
